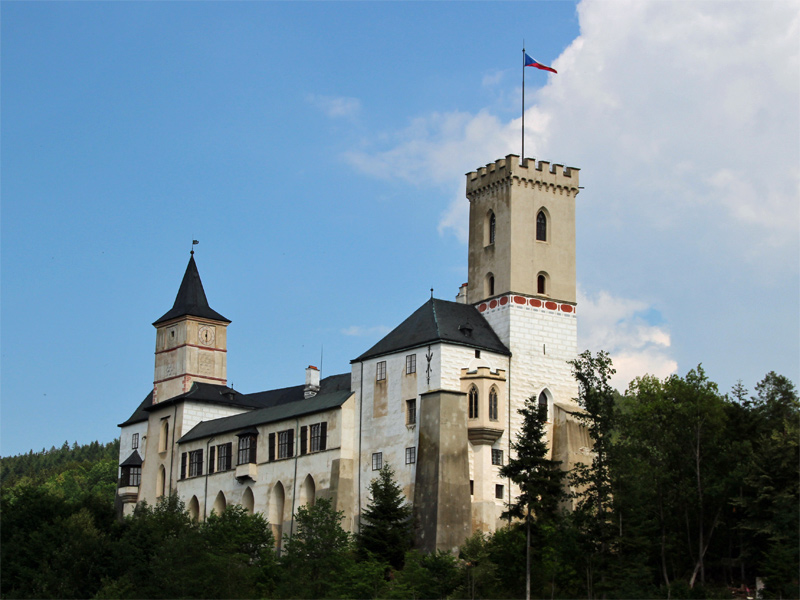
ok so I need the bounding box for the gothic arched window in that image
[468,386,479,419]
[537,274,546,295]
[538,391,548,420]
[536,210,547,241]
[489,387,499,421]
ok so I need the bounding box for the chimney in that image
[304,365,320,399]
[456,283,468,304]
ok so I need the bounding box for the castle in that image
[117,154,589,553]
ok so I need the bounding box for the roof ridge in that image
[153,254,229,325]
[431,297,441,339]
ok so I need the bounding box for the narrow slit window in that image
[536,210,547,241]
[468,386,479,419]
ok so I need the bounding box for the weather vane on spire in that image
[191,239,199,255]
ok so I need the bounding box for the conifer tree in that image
[357,463,412,569]
[500,394,566,600]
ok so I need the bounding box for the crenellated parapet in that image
[466,154,580,199]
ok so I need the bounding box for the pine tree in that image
[357,463,412,569]
[499,394,566,600]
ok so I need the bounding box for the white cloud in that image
[577,288,678,391]
[339,0,799,390]
[306,94,361,118]
[343,1,798,252]
[341,325,391,338]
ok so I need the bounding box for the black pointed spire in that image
[153,254,230,326]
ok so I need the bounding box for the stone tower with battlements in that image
[465,154,581,469]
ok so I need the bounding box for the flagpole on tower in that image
[521,44,526,165]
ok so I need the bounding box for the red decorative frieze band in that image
[476,294,577,315]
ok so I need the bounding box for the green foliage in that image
[2,371,798,599]
[500,394,566,524]
[278,497,352,598]
[569,350,618,598]
[357,463,413,569]
[0,438,120,489]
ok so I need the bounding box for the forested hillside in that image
[1,364,797,599]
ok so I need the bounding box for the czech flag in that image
[524,53,557,74]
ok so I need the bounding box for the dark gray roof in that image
[118,391,153,427]
[178,389,353,444]
[153,253,229,326]
[118,373,352,428]
[120,450,143,467]
[354,298,510,362]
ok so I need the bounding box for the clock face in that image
[198,326,215,346]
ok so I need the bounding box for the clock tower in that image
[152,252,230,404]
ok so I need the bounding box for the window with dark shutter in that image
[189,449,203,477]
[268,433,276,462]
[288,429,294,458]
[181,452,187,480]
[209,446,215,474]
[320,422,327,451]
[225,442,232,470]
[300,426,308,456]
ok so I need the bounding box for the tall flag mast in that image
[521,47,557,163]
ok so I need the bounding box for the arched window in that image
[538,391,548,420]
[242,487,255,515]
[536,210,547,241]
[270,482,286,549]
[156,465,166,498]
[159,419,169,453]
[489,387,499,421]
[468,386,479,419]
[489,212,496,245]
[213,491,227,515]
[300,474,316,508]
[188,496,200,521]
[537,274,546,295]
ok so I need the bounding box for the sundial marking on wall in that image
[426,345,433,385]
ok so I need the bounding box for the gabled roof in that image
[118,373,352,428]
[354,298,510,362]
[178,389,353,444]
[153,253,229,326]
[143,382,265,412]
[118,391,153,427]
[120,450,143,467]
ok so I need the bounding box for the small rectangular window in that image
[129,466,141,486]
[492,449,503,466]
[278,429,294,459]
[189,449,203,477]
[406,399,416,425]
[470,480,474,495]
[376,361,387,381]
[238,435,257,465]
[209,446,216,474]
[405,354,416,374]
[495,484,504,499]
[372,452,383,470]
[131,433,139,450]
[310,423,322,453]
[405,447,416,464]
[217,442,232,471]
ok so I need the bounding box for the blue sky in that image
[2,1,798,457]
